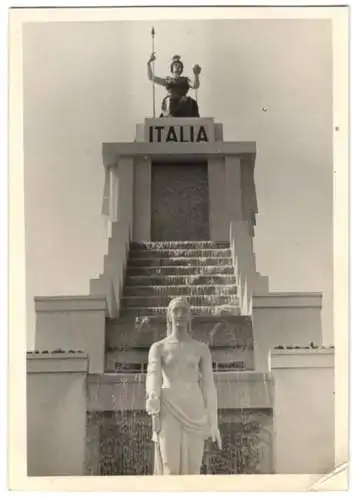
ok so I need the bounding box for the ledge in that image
[108,314,252,325]
[87,370,272,385]
[87,370,273,411]
[253,292,322,309]
[102,141,256,165]
[27,353,89,373]
[270,348,334,369]
[35,294,107,312]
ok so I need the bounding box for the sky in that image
[22,18,333,348]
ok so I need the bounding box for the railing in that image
[229,221,255,316]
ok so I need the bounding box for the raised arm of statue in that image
[200,344,222,449]
[147,53,167,87]
[146,342,163,414]
[189,64,201,90]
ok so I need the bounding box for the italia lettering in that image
[149,125,209,143]
[179,126,188,142]
[196,126,208,142]
[155,126,165,142]
[166,127,178,142]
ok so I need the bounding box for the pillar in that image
[208,157,227,240]
[133,157,151,241]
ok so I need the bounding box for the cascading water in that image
[86,372,154,475]
[85,240,273,475]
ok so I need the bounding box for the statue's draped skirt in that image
[153,386,210,475]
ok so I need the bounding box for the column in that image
[133,157,151,241]
[208,157,228,240]
[225,156,243,223]
[117,157,134,235]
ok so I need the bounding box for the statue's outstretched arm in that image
[190,75,200,90]
[146,342,163,411]
[147,61,166,87]
[200,344,218,432]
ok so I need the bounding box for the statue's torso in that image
[160,337,203,389]
[165,76,190,97]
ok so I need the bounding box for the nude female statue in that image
[145,297,222,475]
[147,53,202,117]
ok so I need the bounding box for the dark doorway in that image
[151,161,209,241]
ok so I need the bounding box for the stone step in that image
[130,241,230,250]
[120,305,241,318]
[125,275,237,286]
[126,265,235,277]
[127,257,233,267]
[121,295,239,308]
[129,248,232,258]
[123,285,238,297]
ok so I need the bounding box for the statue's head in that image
[170,55,184,76]
[166,297,192,335]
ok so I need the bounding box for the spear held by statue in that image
[151,26,156,117]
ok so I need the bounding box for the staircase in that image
[121,241,240,319]
[105,240,256,357]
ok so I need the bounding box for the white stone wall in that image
[34,296,107,373]
[270,348,334,474]
[27,354,88,476]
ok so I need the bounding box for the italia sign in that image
[149,125,209,143]
[145,119,215,143]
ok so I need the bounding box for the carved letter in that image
[149,126,153,142]
[166,126,178,142]
[179,126,189,143]
[155,126,165,142]
[197,126,209,142]
[190,126,195,142]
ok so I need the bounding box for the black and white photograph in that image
[7,4,349,491]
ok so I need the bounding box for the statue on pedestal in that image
[145,297,222,475]
[147,53,202,118]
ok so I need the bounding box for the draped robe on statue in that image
[145,337,218,475]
